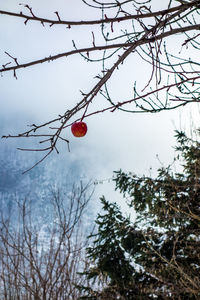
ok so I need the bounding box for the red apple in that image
[71,121,87,137]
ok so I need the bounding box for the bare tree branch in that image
[0,1,196,26]
[1,23,200,75]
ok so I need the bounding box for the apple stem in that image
[81,102,89,121]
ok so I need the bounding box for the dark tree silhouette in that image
[80,130,200,299]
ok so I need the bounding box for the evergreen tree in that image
[80,131,200,299]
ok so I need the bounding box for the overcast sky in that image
[1,0,200,213]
